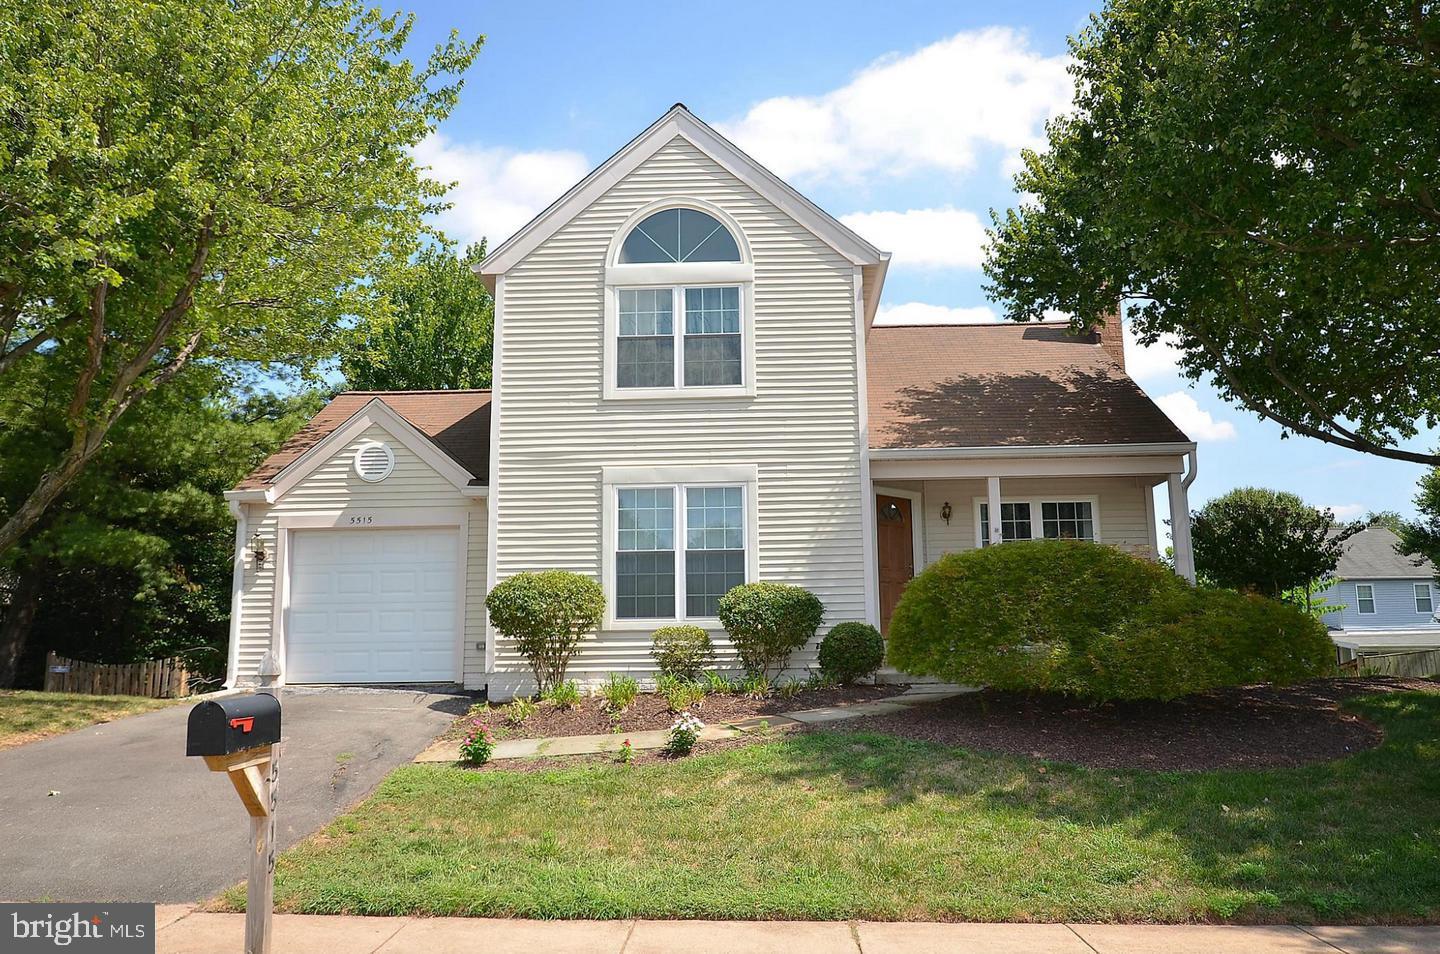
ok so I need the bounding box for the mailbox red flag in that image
[229,717,255,733]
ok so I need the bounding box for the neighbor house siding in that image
[1318,578,1440,632]
[875,476,1159,569]
[232,422,487,686]
[490,136,864,695]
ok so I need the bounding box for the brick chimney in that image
[1090,306,1125,371]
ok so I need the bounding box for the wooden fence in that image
[43,651,191,698]
[1341,649,1440,679]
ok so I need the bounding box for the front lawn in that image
[0,690,177,750]
[235,688,1440,923]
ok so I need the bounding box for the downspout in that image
[224,499,247,690]
[1182,446,1198,492]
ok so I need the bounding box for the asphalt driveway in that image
[0,686,470,903]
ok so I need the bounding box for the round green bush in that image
[887,539,1333,701]
[717,582,825,679]
[486,570,604,693]
[651,625,713,680]
[817,622,885,684]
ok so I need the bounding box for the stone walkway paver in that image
[156,911,1440,954]
[414,684,969,763]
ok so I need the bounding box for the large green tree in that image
[0,0,481,555]
[0,366,324,687]
[1399,466,1440,569]
[341,242,493,390]
[985,0,1440,465]
[1191,487,1355,601]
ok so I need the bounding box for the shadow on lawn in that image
[761,688,1440,923]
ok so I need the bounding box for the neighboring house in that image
[1316,526,1439,662]
[222,105,1198,698]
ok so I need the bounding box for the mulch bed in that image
[822,677,1436,772]
[479,684,908,740]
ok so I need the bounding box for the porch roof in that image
[866,323,1189,451]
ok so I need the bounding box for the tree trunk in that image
[0,561,46,688]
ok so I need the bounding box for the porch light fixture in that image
[941,502,952,525]
[251,530,268,569]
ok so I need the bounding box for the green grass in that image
[0,690,176,749]
[234,690,1440,923]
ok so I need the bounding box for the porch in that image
[865,444,1198,634]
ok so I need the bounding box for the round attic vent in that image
[354,440,395,482]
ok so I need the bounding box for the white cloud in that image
[839,206,988,269]
[719,28,1072,183]
[1326,503,1366,520]
[874,302,999,326]
[1155,392,1238,442]
[1124,324,1185,381]
[412,133,590,250]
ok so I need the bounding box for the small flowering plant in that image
[619,738,634,765]
[459,720,496,765]
[665,713,704,757]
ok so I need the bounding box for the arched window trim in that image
[603,198,756,402]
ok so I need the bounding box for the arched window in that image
[618,208,741,264]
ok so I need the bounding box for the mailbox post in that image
[187,693,282,954]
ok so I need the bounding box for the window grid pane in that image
[619,288,674,337]
[1041,501,1095,541]
[1416,584,1433,614]
[617,337,674,388]
[682,286,741,387]
[616,488,676,620]
[979,502,1032,546]
[1357,584,1376,614]
[684,287,740,334]
[684,486,744,617]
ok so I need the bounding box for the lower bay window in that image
[976,497,1100,547]
[604,465,759,627]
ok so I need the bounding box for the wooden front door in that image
[876,494,915,635]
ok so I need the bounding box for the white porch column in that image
[987,476,1003,546]
[1167,473,1196,582]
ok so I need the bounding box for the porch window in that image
[1356,583,1376,615]
[614,483,747,620]
[1041,501,1096,541]
[1417,583,1434,615]
[979,502,1032,546]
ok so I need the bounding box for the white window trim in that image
[971,495,1103,548]
[1355,583,1377,615]
[602,198,757,402]
[1415,582,1434,615]
[606,282,755,400]
[600,464,760,631]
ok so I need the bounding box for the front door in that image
[876,494,915,635]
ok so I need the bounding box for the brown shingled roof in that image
[866,323,1189,449]
[234,390,492,490]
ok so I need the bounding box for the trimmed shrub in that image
[887,539,1334,701]
[818,622,885,684]
[717,582,825,680]
[486,571,604,694]
[651,625,713,680]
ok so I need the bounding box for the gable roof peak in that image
[474,103,886,279]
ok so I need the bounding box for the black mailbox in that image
[186,694,282,756]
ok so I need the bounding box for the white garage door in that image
[286,528,459,683]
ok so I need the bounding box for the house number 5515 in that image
[348,515,374,525]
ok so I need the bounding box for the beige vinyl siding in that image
[233,423,487,686]
[889,476,1159,568]
[491,136,865,695]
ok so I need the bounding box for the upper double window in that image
[609,207,749,396]
[618,208,742,264]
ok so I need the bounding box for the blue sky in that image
[396,0,1433,527]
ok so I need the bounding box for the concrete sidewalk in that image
[156,909,1439,953]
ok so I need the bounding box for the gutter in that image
[868,441,1197,461]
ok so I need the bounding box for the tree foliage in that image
[485,571,605,694]
[0,365,323,686]
[0,0,481,554]
[985,0,1440,465]
[1399,466,1440,569]
[341,243,494,391]
[1191,488,1354,599]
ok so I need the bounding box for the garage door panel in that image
[286,527,459,684]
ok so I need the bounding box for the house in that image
[222,104,1198,697]
[1316,526,1439,663]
